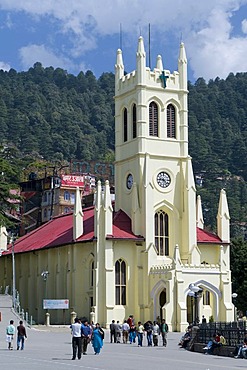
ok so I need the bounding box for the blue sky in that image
[1,0,247,82]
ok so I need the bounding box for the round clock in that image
[157,172,171,188]
[126,173,133,190]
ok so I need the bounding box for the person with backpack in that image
[160,319,169,347]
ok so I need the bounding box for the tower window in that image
[167,104,176,138]
[154,210,169,256]
[115,259,126,305]
[132,104,137,139]
[149,102,158,136]
[203,290,210,305]
[123,108,128,142]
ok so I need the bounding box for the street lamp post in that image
[189,283,203,326]
[11,234,16,311]
[232,292,238,322]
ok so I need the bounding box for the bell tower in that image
[114,37,196,262]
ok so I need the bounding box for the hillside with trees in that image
[0,64,247,312]
[0,64,247,236]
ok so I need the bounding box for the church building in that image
[0,37,234,331]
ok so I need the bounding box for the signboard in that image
[61,175,84,188]
[43,299,69,310]
[70,160,114,185]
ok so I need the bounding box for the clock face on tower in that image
[156,172,171,188]
[126,173,133,190]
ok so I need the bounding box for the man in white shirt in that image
[6,320,15,350]
[70,318,82,360]
[152,321,160,346]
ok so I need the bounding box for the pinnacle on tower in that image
[196,195,204,229]
[136,36,145,56]
[73,187,83,240]
[136,36,146,84]
[178,42,187,90]
[217,189,230,242]
[178,42,187,64]
[115,49,124,87]
[156,55,163,71]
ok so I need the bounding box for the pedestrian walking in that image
[17,320,27,350]
[92,323,104,355]
[6,320,15,350]
[152,321,160,346]
[160,319,169,347]
[137,321,144,347]
[129,323,136,344]
[110,320,117,343]
[81,320,92,355]
[122,320,130,344]
[70,317,82,360]
[116,321,122,343]
[144,321,153,346]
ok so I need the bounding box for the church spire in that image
[178,42,187,90]
[136,36,146,84]
[73,187,83,241]
[196,195,204,229]
[217,189,230,242]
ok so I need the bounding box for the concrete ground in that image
[0,295,246,370]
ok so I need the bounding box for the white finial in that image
[137,36,145,56]
[156,55,163,70]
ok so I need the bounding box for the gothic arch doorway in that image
[159,289,167,321]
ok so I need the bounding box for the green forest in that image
[0,64,247,311]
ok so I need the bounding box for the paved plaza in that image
[0,295,246,370]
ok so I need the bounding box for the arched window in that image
[154,210,169,256]
[123,108,128,142]
[167,104,176,138]
[115,259,126,305]
[149,101,158,136]
[132,104,137,139]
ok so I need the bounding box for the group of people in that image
[6,320,27,350]
[70,318,104,359]
[109,316,169,347]
[203,332,226,355]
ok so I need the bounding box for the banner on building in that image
[43,299,69,309]
[61,175,84,187]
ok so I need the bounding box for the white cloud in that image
[1,0,247,79]
[19,44,75,71]
[0,61,11,71]
[242,18,247,33]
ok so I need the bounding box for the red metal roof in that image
[3,210,223,256]
[4,208,143,255]
[197,227,223,243]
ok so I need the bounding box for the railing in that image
[195,322,247,347]
[2,287,35,326]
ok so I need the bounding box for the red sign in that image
[61,175,84,187]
